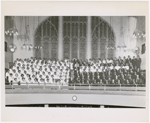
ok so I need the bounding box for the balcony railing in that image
[5,83,146,91]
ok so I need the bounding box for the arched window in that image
[34,17,58,59]
[63,16,87,60]
[91,17,115,59]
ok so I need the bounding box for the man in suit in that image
[132,56,137,70]
[136,55,141,70]
[140,72,146,85]
[94,69,99,84]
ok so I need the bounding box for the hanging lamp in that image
[5,16,19,36]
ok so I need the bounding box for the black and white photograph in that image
[1,1,149,122]
[5,16,146,108]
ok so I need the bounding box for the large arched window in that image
[34,16,115,60]
[63,16,87,60]
[91,17,115,59]
[34,17,58,59]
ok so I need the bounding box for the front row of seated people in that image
[5,56,145,86]
[70,67,145,85]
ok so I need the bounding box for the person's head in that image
[15,73,18,77]
[13,69,16,73]
[128,55,130,58]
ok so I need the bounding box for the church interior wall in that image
[4,16,145,69]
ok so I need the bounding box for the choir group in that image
[5,55,146,86]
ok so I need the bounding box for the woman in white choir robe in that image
[31,75,36,83]
[49,75,54,84]
[109,64,114,70]
[21,77,27,85]
[60,76,65,85]
[13,78,19,85]
[46,78,50,84]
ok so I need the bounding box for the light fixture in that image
[9,44,17,53]
[21,16,34,51]
[34,45,43,50]
[132,30,145,39]
[132,46,140,55]
[5,17,19,36]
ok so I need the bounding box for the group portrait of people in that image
[5,55,146,86]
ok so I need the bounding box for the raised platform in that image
[5,88,146,108]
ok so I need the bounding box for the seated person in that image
[21,77,27,84]
[140,72,146,85]
[111,79,115,85]
[13,78,19,85]
[60,75,66,85]
[108,77,112,84]
[100,79,103,85]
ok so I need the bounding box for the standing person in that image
[140,72,146,85]
[126,55,132,64]
[136,55,142,70]
[123,56,127,65]
[132,56,137,70]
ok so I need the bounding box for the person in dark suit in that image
[123,56,127,65]
[118,56,123,66]
[131,72,137,84]
[114,75,119,84]
[128,75,134,85]
[80,71,84,84]
[110,79,114,85]
[94,70,99,84]
[136,55,141,70]
[96,73,100,84]
[86,72,90,84]
[140,72,146,85]
[83,70,87,84]
[108,77,112,84]
[132,56,137,70]
[126,55,132,64]
[89,71,93,84]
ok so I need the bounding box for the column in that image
[58,16,63,60]
[86,16,92,60]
